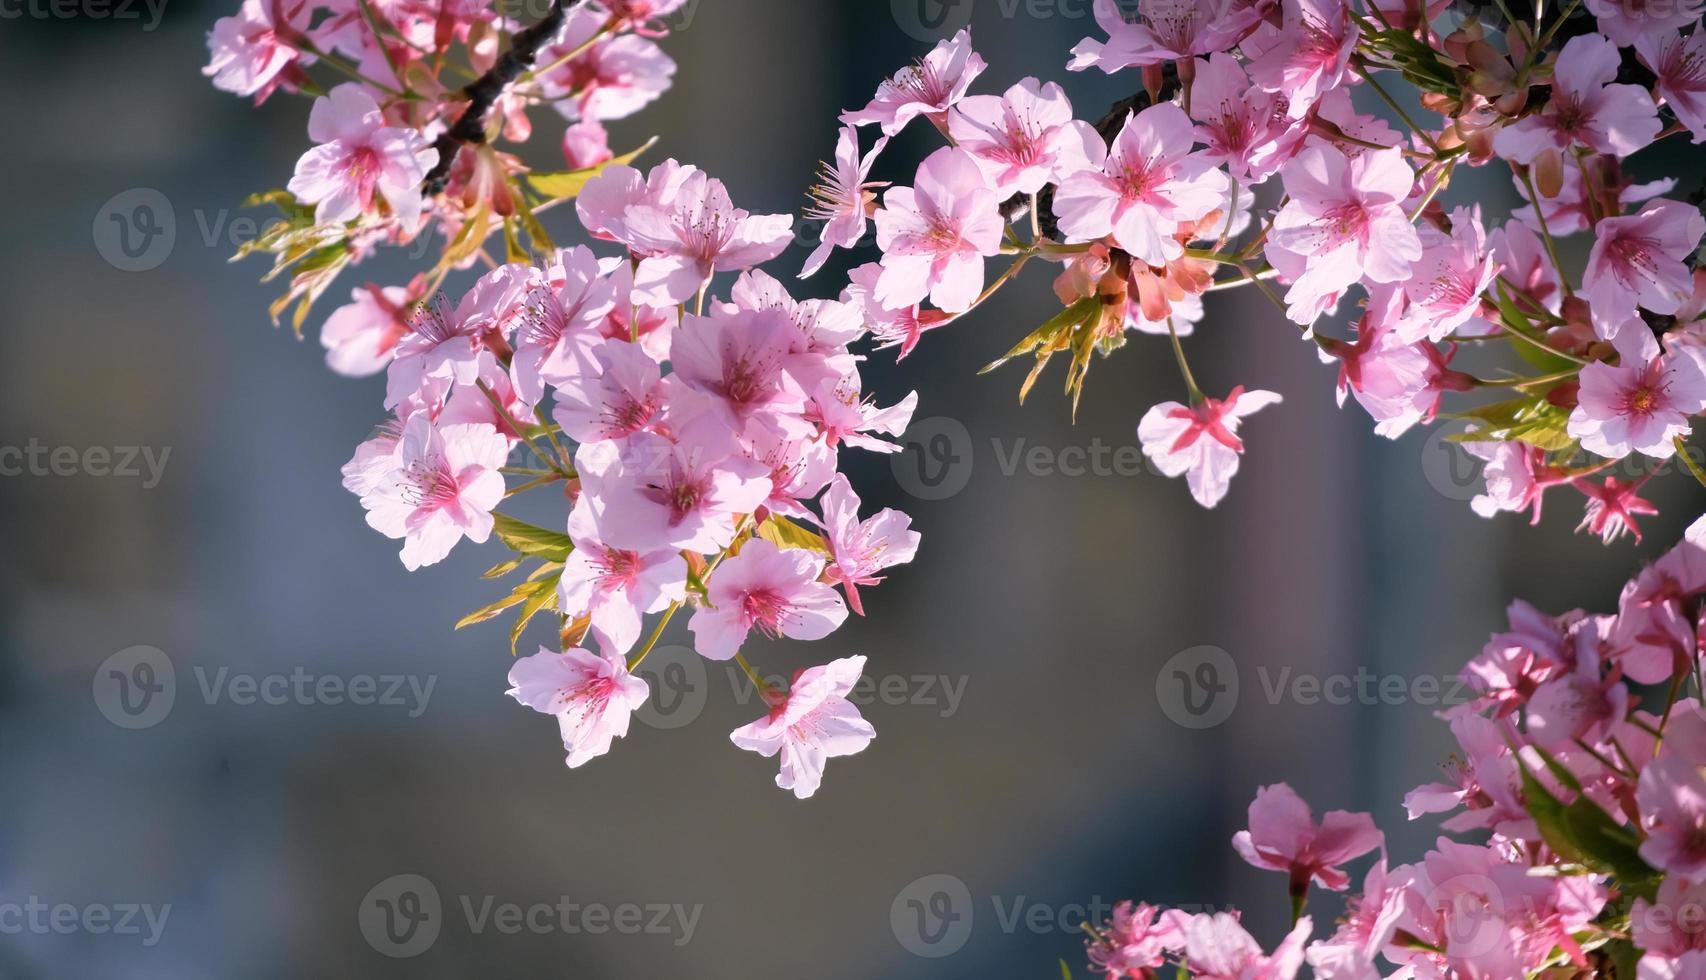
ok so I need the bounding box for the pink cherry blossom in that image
[1232,783,1382,893]
[843,29,986,137]
[552,339,666,444]
[872,147,1004,314]
[1526,616,1629,747]
[801,126,888,278]
[1639,28,1706,143]
[1303,860,1409,980]
[805,377,916,453]
[1587,0,1705,46]
[1189,53,1305,184]
[668,307,815,436]
[1465,440,1566,525]
[356,414,508,570]
[1183,913,1313,980]
[561,120,613,170]
[385,265,530,412]
[571,433,772,554]
[946,77,1099,197]
[596,257,677,362]
[623,170,795,305]
[203,0,310,100]
[1584,198,1706,328]
[1403,714,1529,834]
[1644,950,1706,980]
[1267,145,1422,324]
[287,83,438,228]
[739,425,838,522]
[1055,103,1230,267]
[320,280,420,377]
[729,654,874,800]
[537,6,677,122]
[1575,474,1661,544]
[1244,0,1362,118]
[1515,163,1675,237]
[1068,0,1261,73]
[687,538,848,661]
[1087,903,1189,978]
[842,262,949,359]
[506,646,650,768]
[1492,33,1661,164]
[1634,871,1706,958]
[1640,741,1706,881]
[510,245,616,404]
[1570,326,1706,459]
[815,474,919,617]
[559,520,686,654]
[1138,386,1283,508]
[576,159,700,245]
[1401,207,1501,343]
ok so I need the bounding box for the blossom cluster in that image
[1081,516,1706,980]
[815,2,1706,526]
[208,0,923,799]
[208,0,685,329]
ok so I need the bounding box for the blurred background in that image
[2,0,1703,977]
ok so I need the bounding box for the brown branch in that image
[421,0,577,196]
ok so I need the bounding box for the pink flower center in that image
[740,588,788,636]
[399,455,459,510]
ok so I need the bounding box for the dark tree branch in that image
[421,0,577,196]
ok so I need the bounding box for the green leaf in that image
[1678,436,1706,489]
[527,137,659,200]
[509,571,561,654]
[481,558,527,580]
[1516,753,1660,898]
[456,575,549,630]
[755,515,831,556]
[1058,959,1074,980]
[492,513,573,561]
[980,297,1099,375]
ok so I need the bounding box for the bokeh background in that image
[2,0,1703,977]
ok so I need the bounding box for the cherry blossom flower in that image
[1575,474,1661,544]
[1183,913,1313,980]
[1232,783,1382,893]
[1138,386,1283,508]
[1640,732,1706,882]
[572,433,772,554]
[1584,199,1706,330]
[1068,0,1261,74]
[576,159,700,245]
[1515,162,1675,237]
[203,0,310,100]
[1400,207,1501,343]
[842,262,949,359]
[1639,28,1706,143]
[815,474,919,617]
[1267,145,1422,325]
[1569,326,1706,458]
[801,126,888,278]
[507,646,650,768]
[805,378,916,453]
[872,147,1005,313]
[1304,860,1409,980]
[1643,949,1706,979]
[946,77,1099,197]
[1403,714,1529,834]
[1465,440,1566,525]
[596,257,676,362]
[551,339,667,444]
[537,6,677,122]
[739,425,837,522]
[688,539,848,661]
[1086,903,1189,978]
[1244,0,1362,118]
[1055,103,1229,267]
[1587,0,1705,47]
[510,245,617,404]
[668,307,815,436]
[729,654,874,799]
[1189,53,1306,184]
[843,28,986,136]
[356,414,508,570]
[1633,873,1706,958]
[561,120,613,170]
[559,520,686,654]
[385,265,530,412]
[287,83,438,228]
[1492,33,1661,164]
[623,170,794,305]
[320,280,421,377]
